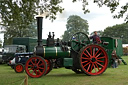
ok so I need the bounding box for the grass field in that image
[0,56,128,85]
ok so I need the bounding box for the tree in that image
[62,15,89,41]
[0,0,128,44]
[0,0,64,45]
[72,0,128,23]
[3,22,37,45]
[0,0,128,22]
[0,0,37,44]
[0,0,49,45]
[102,23,128,44]
[0,0,64,23]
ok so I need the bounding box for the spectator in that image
[111,50,119,68]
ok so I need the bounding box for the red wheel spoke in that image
[89,47,92,56]
[87,64,91,72]
[95,63,100,71]
[38,62,44,66]
[34,69,38,75]
[37,68,42,74]
[38,67,44,70]
[96,62,104,67]
[97,60,104,63]
[83,62,90,67]
[30,60,34,65]
[31,69,34,75]
[16,66,20,69]
[82,60,88,63]
[94,49,100,57]
[35,59,37,64]
[28,68,33,71]
[93,48,95,56]
[83,53,90,58]
[85,49,91,57]
[97,56,105,59]
[90,63,94,72]
[94,64,97,73]
[28,65,32,67]
[82,57,89,60]
[37,60,41,65]
[96,52,102,58]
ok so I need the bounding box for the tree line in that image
[0,0,128,46]
[62,15,128,44]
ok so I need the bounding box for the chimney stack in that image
[36,16,43,46]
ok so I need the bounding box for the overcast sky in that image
[42,0,127,39]
[0,0,127,42]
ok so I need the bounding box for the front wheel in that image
[14,63,24,73]
[79,44,108,76]
[25,56,47,78]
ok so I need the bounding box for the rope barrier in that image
[7,78,25,85]
[20,78,26,85]
[5,75,28,85]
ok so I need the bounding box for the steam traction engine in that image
[25,15,108,78]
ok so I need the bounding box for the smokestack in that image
[35,12,49,56]
[36,16,43,46]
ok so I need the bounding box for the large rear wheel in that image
[79,44,108,76]
[25,56,47,78]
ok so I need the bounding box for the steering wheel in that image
[71,32,90,53]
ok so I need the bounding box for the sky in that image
[0,0,127,43]
[42,0,127,39]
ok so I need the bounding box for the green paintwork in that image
[13,38,47,52]
[64,58,73,67]
[13,37,37,52]
[44,47,70,58]
[101,37,123,67]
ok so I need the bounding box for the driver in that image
[90,31,101,44]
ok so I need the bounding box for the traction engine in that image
[25,15,108,78]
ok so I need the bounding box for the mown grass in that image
[0,56,128,85]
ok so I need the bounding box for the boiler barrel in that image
[43,47,70,58]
